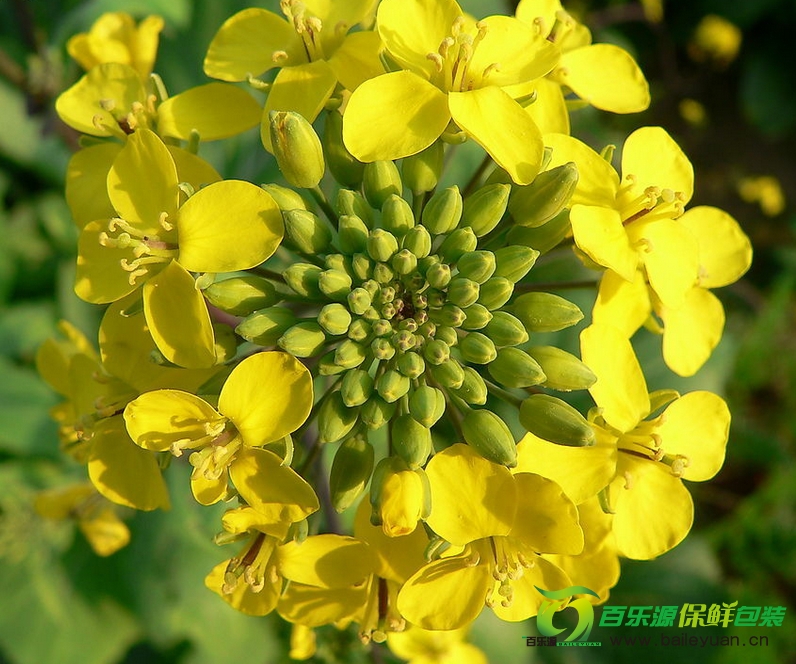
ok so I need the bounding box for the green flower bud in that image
[397,351,425,378]
[347,287,372,315]
[429,358,465,389]
[381,194,415,236]
[493,245,539,282]
[203,276,278,316]
[484,311,529,347]
[318,350,347,376]
[351,253,373,281]
[348,318,372,342]
[371,338,396,360]
[456,250,496,283]
[322,109,364,187]
[462,409,517,467]
[477,276,514,310]
[284,263,323,298]
[363,160,402,209]
[283,208,334,254]
[213,323,238,363]
[236,306,296,345]
[430,303,466,328]
[373,262,395,284]
[438,227,478,264]
[360,395,397,430]
[318,303,352,335]
[425,288,446,308]
[362,306,381,322]
[334,339,368,369]
[409,385,446,427]
[367,228,399,262]
[461,303,493,330]
[487,347,546,388]
[423,338,451,365]
[511,292,584,332]
[337,188,374,226]
[338,214,370,253]
[458,331,497,364]
[392,414,433,468]
[422,185,462,235]
[330,435,374,512]
[325,253,351,273]
[392,248,418,275]
[425,262,451,289]
[519,393,595,447]
[434,325,458,347]
[372,318,393,337]
[278,321,327,357]
[402,140,443,194]
[392,329,416,352]
[527,346,597,391]
[507,208,571,254]
[318,269,353,301]
[269,110,325,188]
[402,225,432,258]
[509,162,579,227]
[261,183,310,211]
[461,183,510,236]
[361,279,380,299]
[318,391,358,443]
[341,369,374,406]
[447,277,480,308]
[453,366,488,405]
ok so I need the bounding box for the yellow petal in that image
[515,0,563,33]
[450,87,543,185]
[218,352,313,446]
[593,269,651,337]
[343,71,450,162]
[277,534,375,588]
[278,582,368,627]
[524,79,569,135]
[656,391,729,481]
[168,146,221,191]
[544,133,620,207]
[661,287,725,377]
[570,205,637,280]
[326,31,384,92]
[142,260,216,369]
[66,143,120,227]
[191,472,229,506]
[177,180,283,272]
[581,323,649,431]
[378,465,425,537]
[621,127,694,203]
[79,507,131,556]
[205,560,280,616]
[490,556,571,622]
[388,627,488,664]
[424,443,516,546]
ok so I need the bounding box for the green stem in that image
[309,185,339,229]
[483,378,523,408]
[462,154,493,197]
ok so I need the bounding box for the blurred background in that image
[0,0,794,662]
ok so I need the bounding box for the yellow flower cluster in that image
[37,1,752,660]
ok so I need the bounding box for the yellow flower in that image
[689,14,742,67]
[387,625,488,664]
[343,0,559,184]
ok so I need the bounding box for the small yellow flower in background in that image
[689,14,742,67]
[679,98,708,127]
[67,12,164,79]
[739,175,786,216]
[387,625,487,664]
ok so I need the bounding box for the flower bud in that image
[423,338,451,365]
[519,393,595,447]
[402,140,443,194]
[484,311,529,347]
[422,186,462,235]
[351,254,373,281]
[370,456,425,536]
[409,385,446,427]
[236,306,296,345]
[509,162,579,227]
[348,318,372,342]
[458,331,497,364]
[446,277,480,308]
[397,351,425,378]
[461,183,510,236]
[318,351,346,376]
[391,248,418,275]
[511,292,584,332]
[334,339,367,369]
[487,347,546,388]
[373,262,395,284]
[435,325,458,347]
[338,214,370,253]
[371,338,395,360]
[261,183,309,211]
[269,110,325,188]
[360,395,397,430]
[347,287,372,315]
[477,277,514,310]
[438,227,477,264]
[425,262,451,289]
[402,225,432,258]
[381,194,415,236]
[527,346,597,391]
[429,358,465,389]
[372,318,393,337]
[203,276,278,316]
[284,263,322,298]
[493,246,539,282]
[330,435,374,512]
[363,160,402,209]
[337,188,373,226]
[318,269,353,301]
[507,208,571,254]
[283,208,333,254]
[377,370,410,403]
[325,253,351,273]
[341,369,374,406]
[429,303,465,328]
[278,321,327,357]
[318,303,352,336]
[318,390,359,443]
[456,250,496,283]
[367,228,400,263]
[462,409,517,467]
[322,109,364,187]
[391,414,433,468]
[452,366,488,405]
[461,303,493,330]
